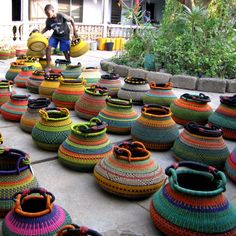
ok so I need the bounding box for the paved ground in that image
[0,50,235,236]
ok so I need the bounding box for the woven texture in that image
[0,148,38,217]
[70,38,89,58]
[1,94,29,121]
[52,79,85,109]
[26,70,45,94]
[208,95,236,140]
[118,77,150,104]
[79,67,101,85]
[98,73,122,97]
[5,62,27,81]
[52,59,71,73]
[39,73,61,99]
[75,85,108,120]
[143,82,177,106]
[2,188,72,236]
[225,148,236,183]
[27,32,48,52]
[20,98,51,133]
[14,66,35,88]
[131,105,179,150]
[94,141,166,199]
[58,118,113,171]
[32,108,72,151]
[97,98,138,134]
[61,64,82,79]
[150,161,236,235]
[170,93,213,125]
[0,81,14,106]
[172,122,229,169]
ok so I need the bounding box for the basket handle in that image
[0,148,31,175]
[57,224,102,236]
[28,98,50,109]
[166,161,226,190]
[142,104,169,113]
[13,188,55,217]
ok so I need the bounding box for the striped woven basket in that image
[172,122,229,169]
[94,141,166,199]
[58,117,113,171]
[2,188,72,236]
[0,148,38,217]
[131,104,179,150]
[55,224,102,236]
[52,78,85,109]
[98,73,122,97]
[5,61,27,81]
[79,67,101,85]
[75,85,108,120]
[143,82,177,106]
[26,70,45,94]
[32,107,72,151]
[0,80,14,106]
[39,72,61,99]
[150,161,236,235]
[118,77,150,105]
[225,148,236,183]
[20,98,51,133]
[97,97,138,134]
[170,93,213,125]
[52,59,71,73]
[14,66,35,88]
[208,95,236,140]
[61,63,82,79]
[1,94,30,121]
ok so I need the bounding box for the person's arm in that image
[41,27,48,34]
[60,13,78,38]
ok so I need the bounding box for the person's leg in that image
[59,39,71,63]
[46,36,59,71]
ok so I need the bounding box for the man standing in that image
[41,4,78,72]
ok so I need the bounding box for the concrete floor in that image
[0,50,235,236]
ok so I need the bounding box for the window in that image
[58,0,83,22]
[12,0,21,21]
[111,1,121,24]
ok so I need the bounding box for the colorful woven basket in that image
[131,104,179,150]
[118,77,150,105]
[0,80,14,106]
[94,141,166,199]
[32,107,72,151]
[75,85,108,120]
[97,97,138,134]
[52,59,71,73]
[5,61,27,81]
[52,78,85,109]
[0,48,11,60]
[14,66,35,88]
[170,93,213,125]
[26,70,45,94]
[55,224,102,236]
[98,73,122,97]
[1,94,30,121]
[150,161,236,235]
[27,32,48,52]
[39,72,61,99]
[23,57,43,70]
[208,95,236,140]
[58,117,113,171]
[20,98,51,133]
[79,67,101,85]
[26,48,45,58]
[0,148,38,217]
[39,58,54,70]
[143,82,177,106]
[61,63,82,79]
[172,122,229,169]
[70,38,89,58]
[225,148,236,183]
[2,188,72,236]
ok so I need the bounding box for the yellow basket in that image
[70,38,89,58]
[27,32,48,52]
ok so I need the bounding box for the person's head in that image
[44,4,55,18]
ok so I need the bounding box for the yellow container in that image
[70,38,89,58]
[115,38,121,51]
[27,32,48,52]
[97,38,106,50]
